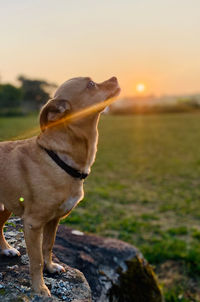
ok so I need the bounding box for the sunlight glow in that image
[136,83,146,93]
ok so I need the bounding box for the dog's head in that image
[40,77,120,131]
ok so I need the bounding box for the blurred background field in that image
[1,112,200,301]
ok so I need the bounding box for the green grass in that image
[1,112,200,301]
[0,115,38,141]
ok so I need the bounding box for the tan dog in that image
[0,76,120,296]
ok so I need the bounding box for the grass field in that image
[1,113,200,301]
[0,115,38,141]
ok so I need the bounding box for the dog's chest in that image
[58,195,82,216]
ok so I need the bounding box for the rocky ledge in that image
[0,218,163,302]
[0,218,91,302]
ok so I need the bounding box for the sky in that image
[0,0,200,97]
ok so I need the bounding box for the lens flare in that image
[11,95,119,140]
[41,96,117,131]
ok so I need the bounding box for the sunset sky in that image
[0,0,200,96]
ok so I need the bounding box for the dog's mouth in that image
[106,86,121,100]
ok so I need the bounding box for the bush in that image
[0,84,22,109]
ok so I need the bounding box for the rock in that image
[0,218,163,302]
[0,218,91,302]
[54,225,163,302]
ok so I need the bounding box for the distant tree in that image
[0,84,22,109]
[18,75,57,111]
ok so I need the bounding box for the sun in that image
[136,83,146,93]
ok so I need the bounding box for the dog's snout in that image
[109,76,117,82]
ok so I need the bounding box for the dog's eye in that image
[87,81,96,89]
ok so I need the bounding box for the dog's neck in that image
[37,114,100,174]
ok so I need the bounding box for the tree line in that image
[0,76,57,116]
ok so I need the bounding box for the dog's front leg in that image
[43,218,65,273]
[24,218,50,296]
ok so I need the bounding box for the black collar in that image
[41,147,88,180]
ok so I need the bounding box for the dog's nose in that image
[109,76,118,82]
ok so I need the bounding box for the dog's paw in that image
[1,247,20,257]
[46,262,65,274]
[34,284,51,297]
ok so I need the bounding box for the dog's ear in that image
[40,98,71,130]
